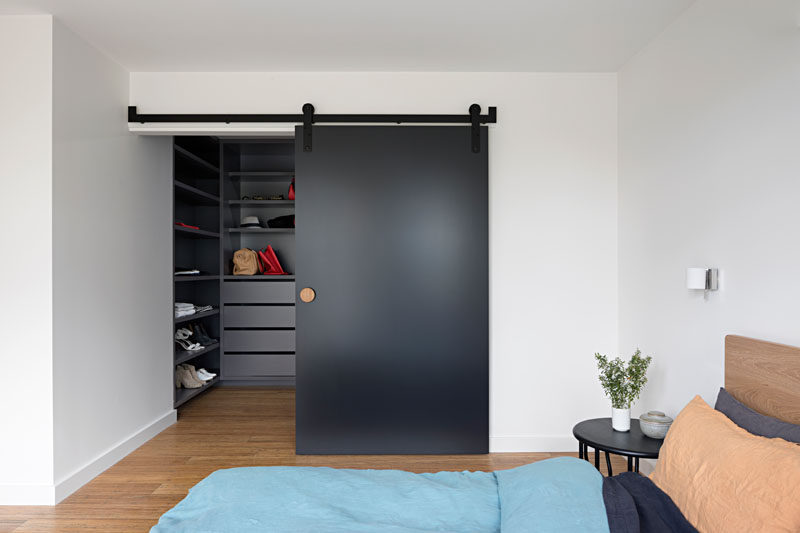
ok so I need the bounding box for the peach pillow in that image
[650,395,800,532]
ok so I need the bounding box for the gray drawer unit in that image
[222,282,296,381]
[222,281,296,304]
[223,354,295,378]
[224,330,296,352]
[224,305,295,328]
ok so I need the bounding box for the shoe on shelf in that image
[175,329,204,351]
[174,338,191,350]
[182,364,206,385]
[196,323,218,344]
[176,366,202,389]
[174,328,193,340]
[188,323,211,346]
[174,337,203,351]
[185,324,203,346]
[197,368,216,381]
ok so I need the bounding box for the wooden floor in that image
[0,388,626,532]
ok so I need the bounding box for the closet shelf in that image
[227,171,294,181]
[175,308,220,324]
[174,275,219,282]
[228,200,295,207]
[223,275,295,281]
[228,228,295,234]
[175,342,220,366]
[174,181,220,205]
[175,226,220,239]
[174,145,220,174]
[174,375,219,408]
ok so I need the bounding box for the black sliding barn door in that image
[295,126,488,454]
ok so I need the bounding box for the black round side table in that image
[572,418,663,476]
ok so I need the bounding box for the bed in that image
[151,336,800,533]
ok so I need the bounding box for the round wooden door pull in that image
[299,287,316,303]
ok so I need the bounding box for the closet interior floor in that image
[0,388,627,532]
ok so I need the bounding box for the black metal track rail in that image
[128,104,497,152]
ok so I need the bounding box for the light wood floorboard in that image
[0,388,626,532]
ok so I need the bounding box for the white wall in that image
[51,21,175,501]
[0,17,174,505]
[618,0,800,419]
[0,15,56,504]
[131,72,619,451]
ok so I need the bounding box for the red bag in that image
[257,245,287,275]
[253,250,267,274]
[288,178,295,201]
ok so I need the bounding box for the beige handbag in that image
[233,248,259,275]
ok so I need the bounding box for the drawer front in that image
[224,330,295,352]
[224,305,295,328]
[224,354,295,377]
[222,281,295,304]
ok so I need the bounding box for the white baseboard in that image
[52,409,177,504]
[0,410,176,505]
[490,434,578,452]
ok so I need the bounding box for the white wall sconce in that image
[687,268,718,291]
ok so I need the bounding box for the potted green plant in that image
[595,349,653,432]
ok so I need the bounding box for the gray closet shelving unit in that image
[173,136,223,407]
[221,139,297,386]
[172,136,297,408]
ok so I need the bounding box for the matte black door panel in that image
[295,126,488,454]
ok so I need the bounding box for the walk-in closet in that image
[173,136,297,407]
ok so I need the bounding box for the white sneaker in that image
[197,369,217,380]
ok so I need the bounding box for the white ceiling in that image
[0,0,694,72]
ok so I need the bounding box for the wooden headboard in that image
[725,335,800,425]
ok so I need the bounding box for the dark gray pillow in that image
[715,387,800,443]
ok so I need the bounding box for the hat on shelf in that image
[240,216,262,228]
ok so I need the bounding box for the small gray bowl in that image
[640,410,673,439]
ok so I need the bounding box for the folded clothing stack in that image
[174,268,200,276]
[175,302,214,318]
[175,302,196,318]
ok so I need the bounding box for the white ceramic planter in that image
[612,407,631,432]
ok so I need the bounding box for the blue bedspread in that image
[151,457,609,533]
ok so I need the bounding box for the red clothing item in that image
[257,246,287,275]
[175,222,200,230]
